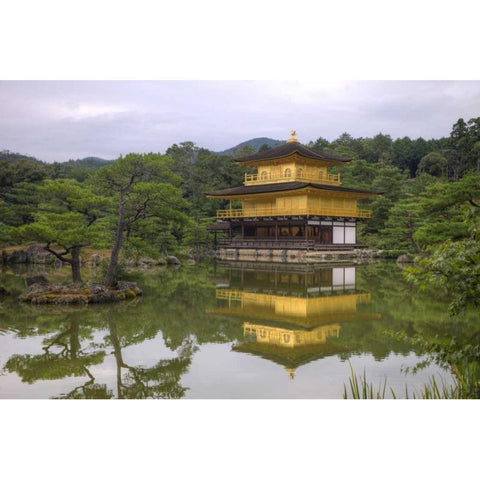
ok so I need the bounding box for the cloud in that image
[0,80,479,162]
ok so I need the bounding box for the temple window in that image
[261,171,268,180]
[284,168,292,178]
[297,168,303,178]
[244,226,255,237]
[318,171,323,179]
[283,334,290,343]
[291,226,304,237]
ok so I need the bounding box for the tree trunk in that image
[71,246,82,283]
[408,231,423,255]
[69,318,80,359]
[108,316,125,399]
[104,192,125,287]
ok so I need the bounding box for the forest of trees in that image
[0,117,479,304]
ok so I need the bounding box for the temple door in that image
[320,226,332,244]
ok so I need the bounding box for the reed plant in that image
[343,361,478,399]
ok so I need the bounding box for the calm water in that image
[0,261,475,399]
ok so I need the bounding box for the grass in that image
[343,361,395,399]
[342,361,475,399]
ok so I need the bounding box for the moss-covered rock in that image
[19,281,142,305]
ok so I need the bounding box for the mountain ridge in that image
[215,137,285,155]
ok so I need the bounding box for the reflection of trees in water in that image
[106,314,195,399]
[4,262,477,397]
[2,298,200,399]
[55,382,114,399]
[327,263,480,364]
[133,267,242,350]
[4,312,110,398]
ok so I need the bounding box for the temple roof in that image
[206,181,382,197]
[233,142,351,164]
[207,308,381,329]
[232,341,348,369]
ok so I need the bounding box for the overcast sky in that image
[1,80,479,163]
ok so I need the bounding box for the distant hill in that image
[0,150,42,164]
[216,137,284,156]
[0,150,112,168]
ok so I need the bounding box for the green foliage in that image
[181,217,215,253]
[417,152,448,177]
[124,219,181,257]
[20,179,109,247]
[17,179,110,282]
[365,166,407,233]
[0,220,16,247]
[169,149,244,218]
[379,173,480,252]
[232,144,255,158]
[95,153,189,284]
[404,189,480,316]
[405,211,480,316]
[380,195,423,252]
[166,141,202,163]
[362,133,393,165]
[446,117,480,179]
[308,136,330,152]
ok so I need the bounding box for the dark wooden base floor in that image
[216,239,365,251]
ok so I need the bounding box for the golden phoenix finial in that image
[287,129,299,143]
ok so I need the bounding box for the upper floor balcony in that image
[244,169,341,186]
[216,205,372,219]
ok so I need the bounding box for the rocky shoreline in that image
[18,279,142,305]
[1,244,415,304]
[1,244,187,268]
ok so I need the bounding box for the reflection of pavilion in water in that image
[210,263,380,379]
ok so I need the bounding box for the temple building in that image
[208,263,381,379]
[206,131,382,259]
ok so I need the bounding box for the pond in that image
[0,261,475,399]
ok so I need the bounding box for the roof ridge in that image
[233,142,351,164]
[206,181,383,197]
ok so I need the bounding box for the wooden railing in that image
[216,289,243,301]
[216,206,371,219]
[217,239,317,249]
[244,171,341,186]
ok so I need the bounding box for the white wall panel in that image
[345,226,356,244]
[344,267,356,287]
[333,226,345,244]
[332,268,344,286]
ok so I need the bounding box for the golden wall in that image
[233,291,371,318]
[307,196,358,211]
[243,322,341,348]
[275,195,308,211]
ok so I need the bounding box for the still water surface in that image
[0,261,471,399]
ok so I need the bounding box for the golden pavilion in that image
[209,263,381,379]
[206,131,382,254]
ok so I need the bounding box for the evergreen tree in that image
[95,154,188,286]
[19,179,109,283]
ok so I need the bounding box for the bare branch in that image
[44,242,71,263]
